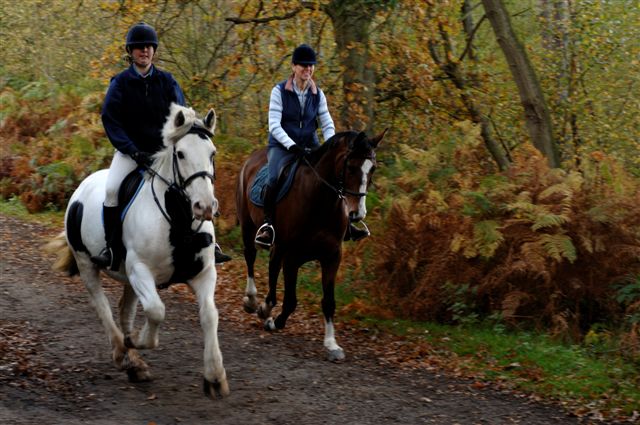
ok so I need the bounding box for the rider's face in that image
[292,63,314,84]
[130,45,155,71]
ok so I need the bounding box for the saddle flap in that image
[249,159,300,207]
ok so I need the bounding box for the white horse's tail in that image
[45,231,78,276]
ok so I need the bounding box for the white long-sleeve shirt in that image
[268,78,335,149]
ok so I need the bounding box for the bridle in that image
[302,143,375,200]
[143,124,216,227]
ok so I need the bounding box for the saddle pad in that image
[118,168,146,221]
[249,160,300,207]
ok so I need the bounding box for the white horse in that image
[47,103,229,399]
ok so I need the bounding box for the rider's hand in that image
[131,151,153,167]
[288,144,305,156]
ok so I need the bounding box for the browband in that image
[187,125,214,139]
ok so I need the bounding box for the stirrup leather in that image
[254,223,275,248]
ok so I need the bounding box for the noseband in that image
[144,124,216,225]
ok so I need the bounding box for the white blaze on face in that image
[357,159,374,218]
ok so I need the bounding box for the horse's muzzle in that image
[349,211,365,223]
[193,199,218,222]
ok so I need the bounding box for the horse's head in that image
[160,103,218,221]
[330,129,386,223]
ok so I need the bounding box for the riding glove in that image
[288,144,305,157]
[131,151,153,167]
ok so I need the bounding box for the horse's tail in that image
[44,231,79,276]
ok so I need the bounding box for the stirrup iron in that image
[255,223,275,248]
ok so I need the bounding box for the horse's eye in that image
[177,151,185,159]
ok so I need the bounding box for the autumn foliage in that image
[365,126,640,344]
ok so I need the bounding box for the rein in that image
[301,148,373,199]
[141,126,216,227]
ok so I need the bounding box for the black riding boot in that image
[90,205,122,270]
[344,222,370,242]
[255,184,276,249]
[214,243,232,264]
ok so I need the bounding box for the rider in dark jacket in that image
[92,22,230,269]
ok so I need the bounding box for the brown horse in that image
[235,130,385,361]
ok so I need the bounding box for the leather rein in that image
[301,147,375,200]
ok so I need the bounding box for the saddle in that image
[117,168,146,221]
[249,158,301,207]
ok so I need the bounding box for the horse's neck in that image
[305,149,342,203]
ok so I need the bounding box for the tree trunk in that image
[481,0,561,168]
[427,6,511,171]
[325,0,377,132]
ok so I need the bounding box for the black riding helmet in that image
[126,22,158,51]
[292,44,317,65]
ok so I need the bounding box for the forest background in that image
[1,0,639,418]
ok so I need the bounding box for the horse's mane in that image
[148,104,203,176]
[306,131,370,165]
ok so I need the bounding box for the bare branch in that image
[225,6,304,24]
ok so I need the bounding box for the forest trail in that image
[0,214,584,424]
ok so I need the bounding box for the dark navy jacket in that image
[101,65,185,155]
[268,79,320,149]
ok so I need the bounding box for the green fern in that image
[531,213,570,231]
[473,220,504,259]
[540,234,577,263]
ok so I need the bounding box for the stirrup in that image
[348,221,370,242]
[214,243,232,264]
[90,247,113,268]
[254,223,275,248]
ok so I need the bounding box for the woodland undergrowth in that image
[363,122,640,356]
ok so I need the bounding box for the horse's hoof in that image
[126,367,153,382]
[264,317,276,331]
[257,303,270,320]
[327,349,345,362]
[243,296,257,314]
[203,377,230,400]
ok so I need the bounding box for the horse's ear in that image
[369,128,388,148]
[204,109,216,135]
[174,110,186,128]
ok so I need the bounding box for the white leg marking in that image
[323,319,343,352]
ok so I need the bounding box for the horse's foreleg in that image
[242,237,259,314]
[259,249,283,326]
[127,259,164,350]
[190,267,229,399]
[320,254,345,362]
[273,259,299,330]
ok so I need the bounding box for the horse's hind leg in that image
[119,282,138,335]
[190,267,229,399]
[76,260,151,380]
[259,248,283,327]
[320,253,345,362]
[242,225,259,313]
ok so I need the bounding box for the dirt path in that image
[0,214,587,424]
